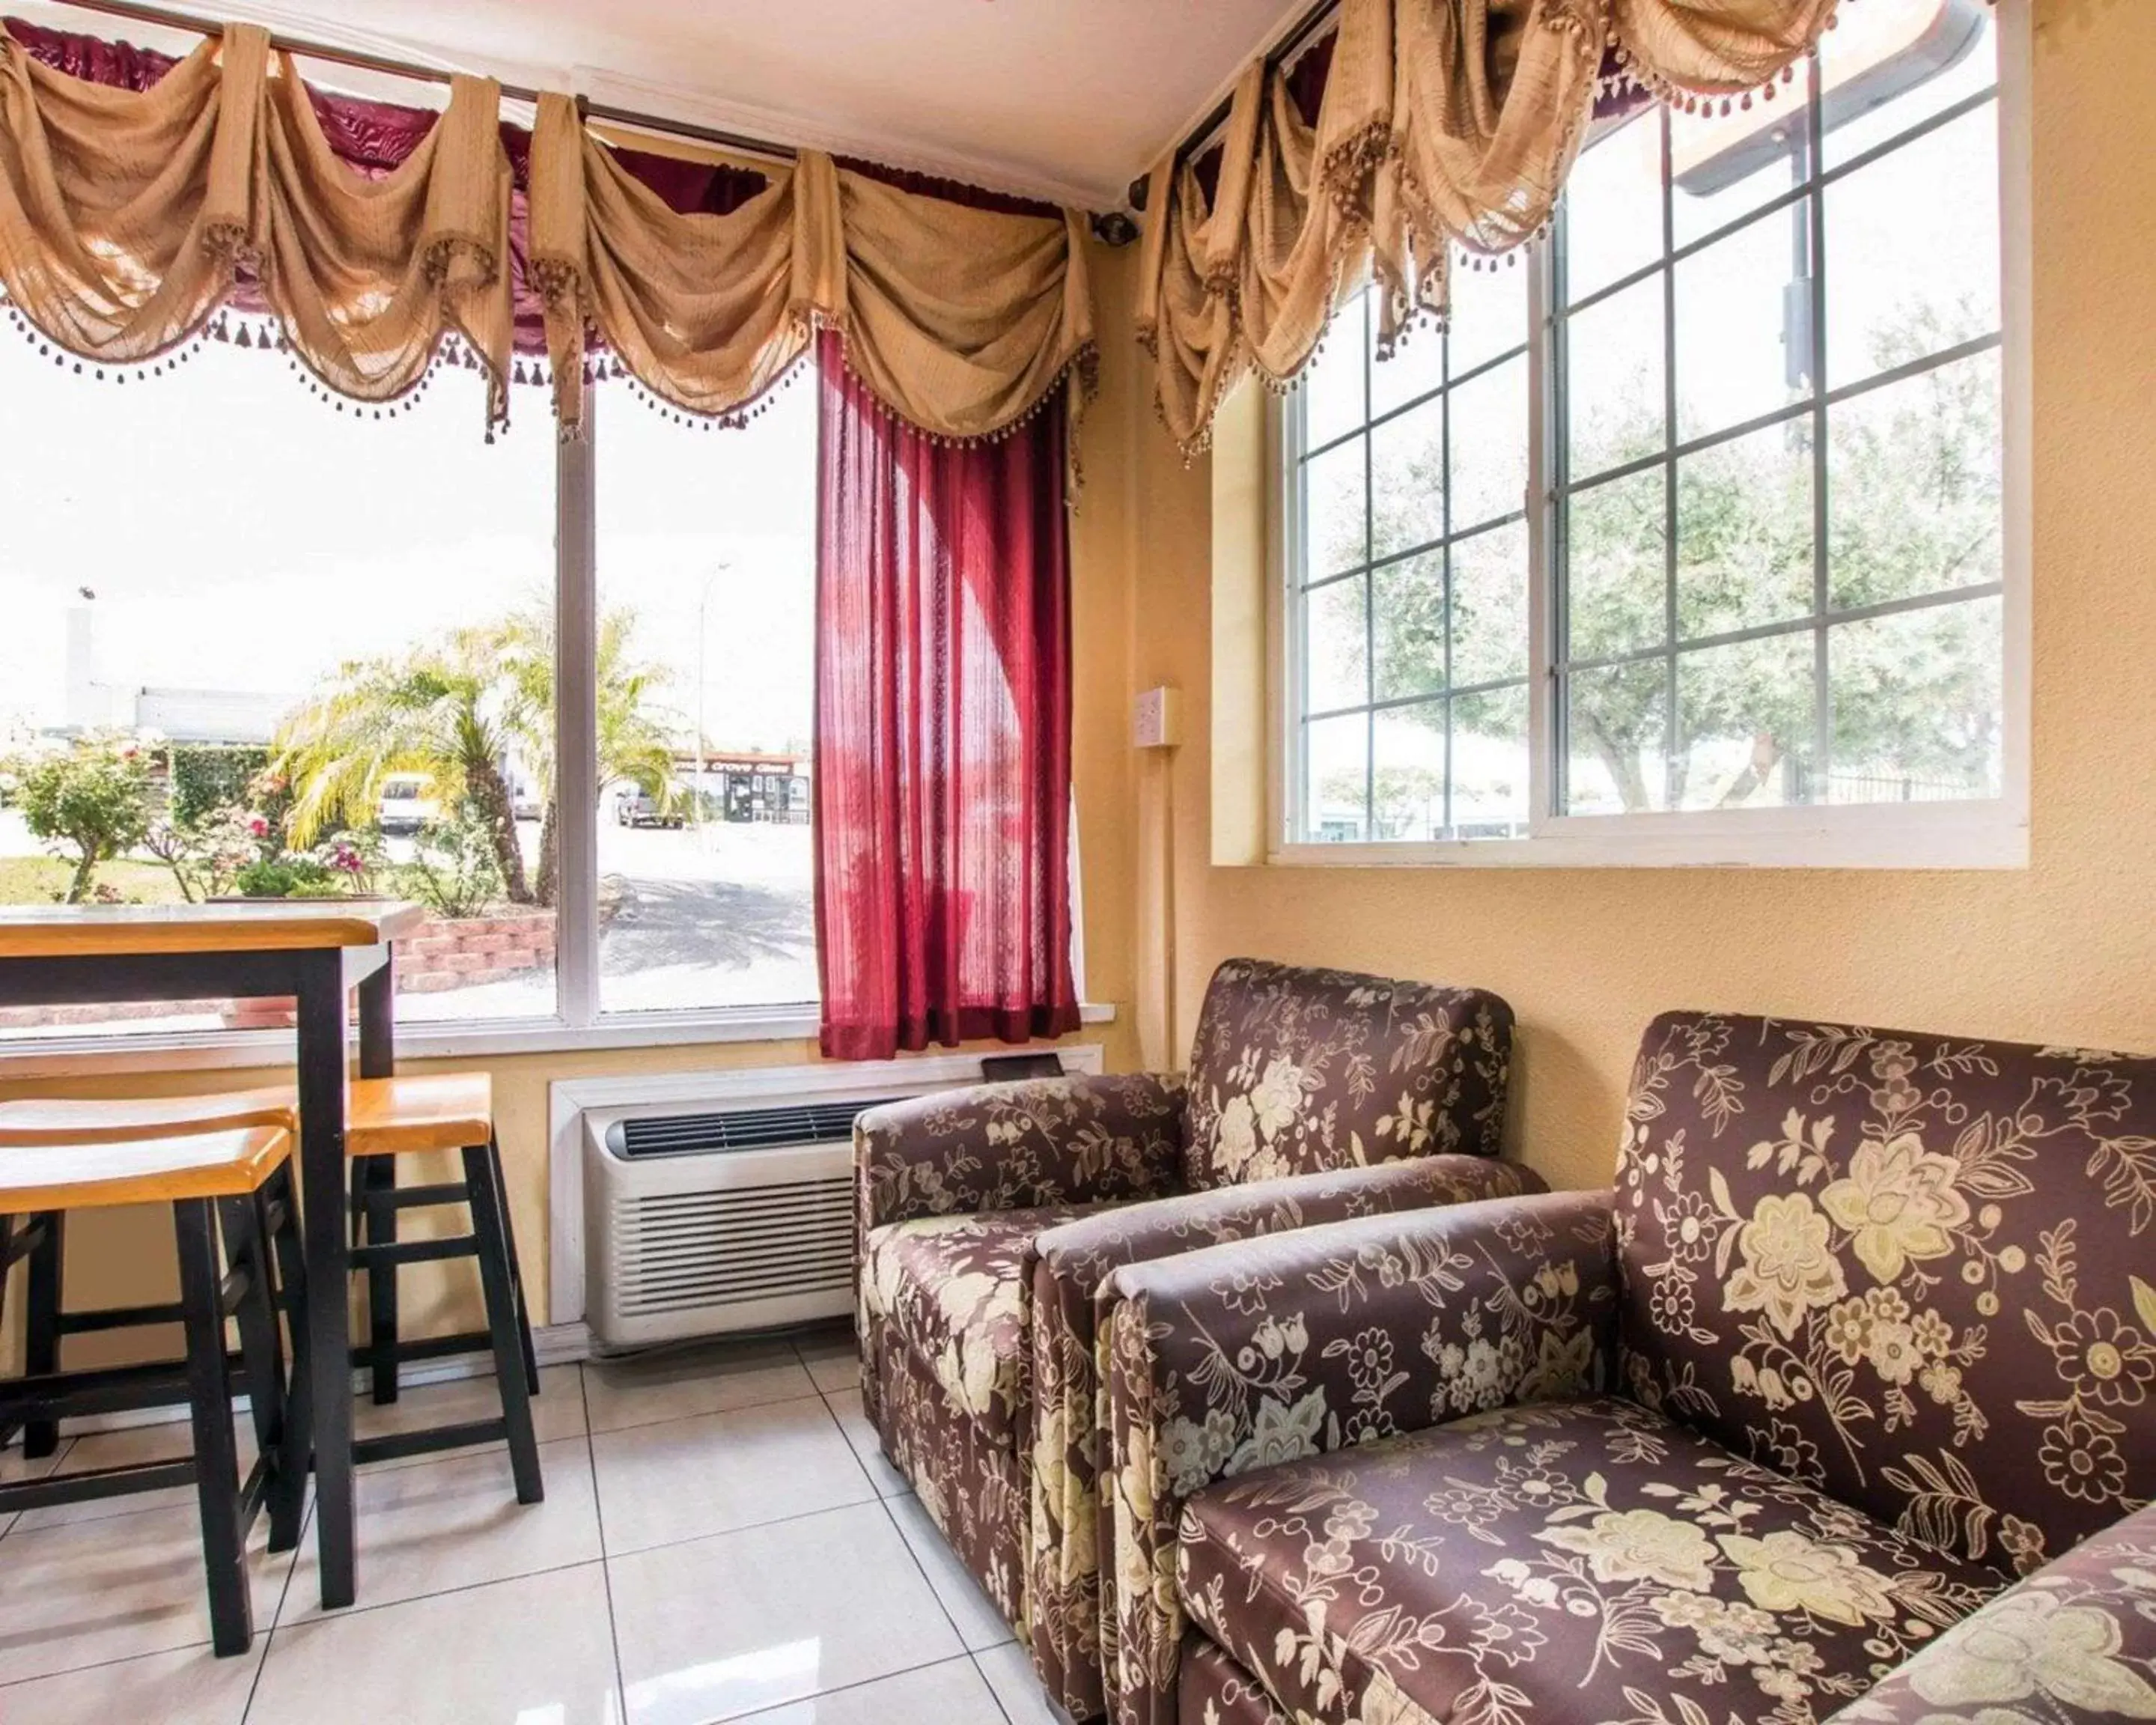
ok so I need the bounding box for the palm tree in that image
[498,605,680,909]
[274,627,534,904]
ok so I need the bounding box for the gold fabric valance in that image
[529,92,1094,447]
[0,22,516,427]
[1139,0,1877,454]
[1,22,1094,448]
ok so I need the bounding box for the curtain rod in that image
[31,0,799,164]
[1128,0,1339,211]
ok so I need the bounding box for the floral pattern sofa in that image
[1098,1011,2156,1725]
[853,958,1538,1718]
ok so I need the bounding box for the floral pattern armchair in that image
[1099,1012,2156,1725]
[853,958,1529,1714]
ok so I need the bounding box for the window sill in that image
[0,1001,1118,1078]
[1268,801,2028,871]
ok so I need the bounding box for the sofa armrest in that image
[1098,1189,1616,1725]
[855,1070,1187,1235]
[1824,1500,2156,1723]
[1023,1154,1545,1720]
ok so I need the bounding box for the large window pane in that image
[1372,705,1447,840]
[1820,0,1995,168]
[1670,92,1807,249]
[1369,398,1444,560]
[1369,556,1443,705]
[1565,113,1663,304]
[0,338,555,1038]
[1448,356,1529,534]
[1565,662,1670,815]
[1827,350,2001,610]
[1827,597,2003,803]
[1675,208,1807,440]
[1446,260,1529,378]
[1564,274,1666,481]
[1675,632,1815,811]
[1302,713,1370,842]
[1452,684,1530,838]
[593,380,817,1014]
[1677,423,1815,640]
[1303,436,1368,579]
[1303,293,1368,448]
[1825,104,2000,389]
[1450,523,1530,690]
[1565,469,1668,663]
[1307,575,1372,713]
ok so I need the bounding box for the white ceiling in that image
[49,0,1309,209]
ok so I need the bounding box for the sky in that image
[0,330,817,756]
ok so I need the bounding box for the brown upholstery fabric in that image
[868,1327,1029,1627]
[1616,1011,2156,1579]
[1179,1397,2002,1725]
[1825,1502,2156,1724]
[1181,958,1513,1191]
[1177,1634,1286,1725]
[863,1202,1106,1445]
[1103,1191,1617,1725]
[1027,1155,1547,1720]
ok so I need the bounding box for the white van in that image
[377,775,438,836]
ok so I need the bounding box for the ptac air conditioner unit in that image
[584,1095,904,1351]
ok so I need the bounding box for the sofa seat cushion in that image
[1176,1396,2008,1725]
[863,1202,1106,1441]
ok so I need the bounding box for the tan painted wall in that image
[1106,0,2156,1196]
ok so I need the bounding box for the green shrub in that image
[168,746,270,829]
[399,803,503,919]
[10,737,153,903]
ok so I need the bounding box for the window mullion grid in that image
[1806,49,1834,805]
[1659,107,1680,813]
[1535,198,1566,827]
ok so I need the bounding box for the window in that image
[0,324,820,1044]
[594,381,817,1015]
[1280,0,2021,866]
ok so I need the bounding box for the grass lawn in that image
[0,854,190,907]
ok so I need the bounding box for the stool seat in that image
[0,1074,491,1158]
[0,1088,293,1148]
[347,1073,493,1157]
[0,1126,291,1211]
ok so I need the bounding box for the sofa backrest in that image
[1180,957,1512,1191]
[1616,1009,2156,1578]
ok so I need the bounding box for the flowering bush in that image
[7,734,153,903]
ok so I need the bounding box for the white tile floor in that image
[0,1324,1059,1725]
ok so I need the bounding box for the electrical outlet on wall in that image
[1133,685,1181,750]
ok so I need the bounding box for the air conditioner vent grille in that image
[614,1097,908,1159]
[607,1173,856,1317]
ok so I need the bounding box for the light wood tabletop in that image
[0,900,427,960]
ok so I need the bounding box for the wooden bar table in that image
[0,899,427,1611]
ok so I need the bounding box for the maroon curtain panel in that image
[813,329,1079,1062]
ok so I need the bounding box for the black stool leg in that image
[462,1143,543,1505]
[263,1163,313,1537]
[174,1198,252,1658]
[22,1211,64,1458]
[220,1190,299,1554]
[487,1140,540,1396]
[359,1156,401,1406]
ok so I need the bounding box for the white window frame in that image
[0,381,1106,1076]
[1268,1,2030,871]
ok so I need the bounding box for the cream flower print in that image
[1229,1390,1327,1475]
[1249,1057,1306,1140]
[1726,1192,1849,1339]
[1819,1132,1971,1283]
[1718,1529,1897,1626]
[1539,1507,1718,1592]
[1910,1589,2156,1716]
[1215,1094,1258,1175]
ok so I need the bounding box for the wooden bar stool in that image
[0,1073,543,1503]
[0,1122,311,1657]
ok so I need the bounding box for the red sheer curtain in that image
[814,329,1079,1061]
